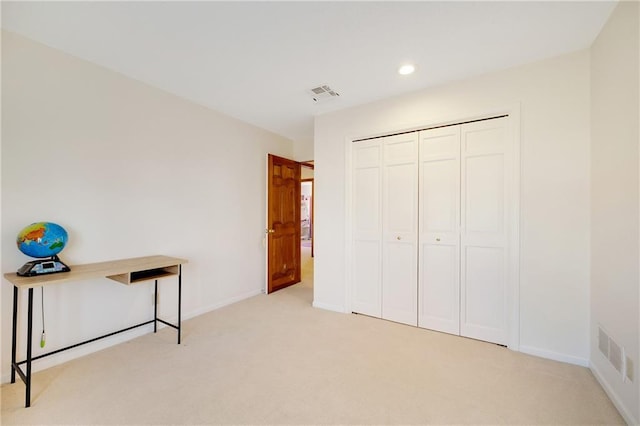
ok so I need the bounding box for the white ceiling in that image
[2,1,616,146]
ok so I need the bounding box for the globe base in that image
[17,255,71,277]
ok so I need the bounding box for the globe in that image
[16,222,68,259]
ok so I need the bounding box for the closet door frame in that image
[344,104,521,351]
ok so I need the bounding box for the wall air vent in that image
[599,325,631,381]
[609,339,623,373]
[598,327,609,357]
[308,84,340,103]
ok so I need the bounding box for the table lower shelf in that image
[107,265,180,285]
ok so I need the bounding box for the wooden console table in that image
[4,255,188,408]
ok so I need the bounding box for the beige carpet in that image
[1,248,624,424]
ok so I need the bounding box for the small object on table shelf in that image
[16,222,70,277]
[17,255,70,277]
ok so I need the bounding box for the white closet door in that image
[352,140,382,318]
[382,133,418,326]
[460,118,509,345]
[418,126,461,334]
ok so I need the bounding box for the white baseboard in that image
[519,345,589,367]
[184,288,263,320]
[312,300,346,313]
[1,288,264,384]
[591,361,637,425]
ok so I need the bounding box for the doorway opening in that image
[301,162,314,288]
[301,180,313,254]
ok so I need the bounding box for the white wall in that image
[314,50,591,365]
[590,1,640,423]
[1,31,293,381]
[294,136,314,163]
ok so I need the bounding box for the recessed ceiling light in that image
[398,64,415,75]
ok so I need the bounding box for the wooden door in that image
[267,154,301,293]
[460,117,509,345]
[381,133,418,326]
[418,126,461,334]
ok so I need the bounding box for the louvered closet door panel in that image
[418,126,461,334]
[460,117,509,345]
[352,141,382,318]
[382,133,419,326]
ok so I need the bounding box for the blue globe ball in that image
[17,222,68,259]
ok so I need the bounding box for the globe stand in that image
[17,255,71,277]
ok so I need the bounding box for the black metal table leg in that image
[11,286,18,383]
[153,280,158,333]
[25,288,34,408]
[178,265,182,345]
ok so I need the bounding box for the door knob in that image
[396,236,402,240]
[436,238,441,242]
[266,229,275,234]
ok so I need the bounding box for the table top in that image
[3,255,188,289]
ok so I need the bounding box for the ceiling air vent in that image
[308,85,340,103]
